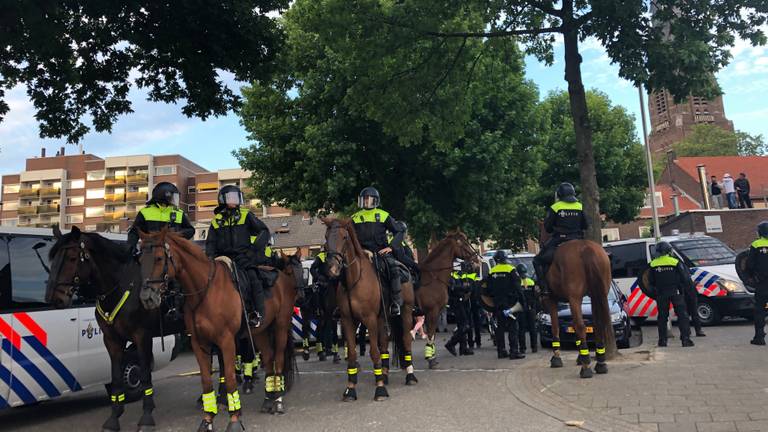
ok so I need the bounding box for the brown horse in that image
[138,229,298,432]
[540,235,613,379]
[416,230,481,368]
[322,218,391,401]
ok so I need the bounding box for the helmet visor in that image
[358,195,379,209]
[224,191,244,206]
[170,192,180,207]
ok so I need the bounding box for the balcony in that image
[38,204,60,215]
[197,182,219,193]
[104,193,126,203]
[39,187,60,198]
[126,173,149,184]
[17,218,39,227]
[19,189,39,199]
[17,206,37,216]
[125,210,139,220]
[103,211,126,221]
[197,199,218,208]
[126,191,147,203]
[104,176,126,187]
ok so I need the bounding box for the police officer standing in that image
[517,265,539,354]
[684,281,706,337]
[488,250,525,360]
[649,242,695,348]
[746,221,768,345]
[445,261,477,356]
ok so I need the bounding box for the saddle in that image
[215,256,279,298]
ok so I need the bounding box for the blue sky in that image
[1,33,767,183]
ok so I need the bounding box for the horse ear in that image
[70,225,81,239]
[295,249,303,260]
[53,224,62,239]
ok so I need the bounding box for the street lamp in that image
[638,86,661,241]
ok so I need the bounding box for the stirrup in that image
[248,312,263,328]
[390,303,401,316]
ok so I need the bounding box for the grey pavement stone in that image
[747,412,768,420]
[696,421,738,432]
[639,423,660,432]
[617,413,640,424]
[735,420,768,431]
[639,413,676,423]
[622,406,655,415]
[661,422,697,432]
[654,405,690,414]
[676,413,714,423]
[712,413,750,422]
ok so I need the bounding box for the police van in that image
[604,234,754,326]
[0,227,176,408]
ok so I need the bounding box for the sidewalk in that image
[507,323,767,432]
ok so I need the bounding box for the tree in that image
[236,3,545,247]
[538,90,646,225]
[0,1,288,143]
[288,0,767,244]
[673,124,768,157]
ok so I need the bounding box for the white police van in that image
[0,227,176,408]
[604,234,753,326]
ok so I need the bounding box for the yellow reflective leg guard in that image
[227,391,241,413]
[381,352,390,369]
[110,393,126,404]
[255,354,261,368]
[579,348,590,356]
[235,354,242,372]
[144,388,154,397]
[551,341,561,348]
[244,362,254,378]
[347,367,358,384]
[404,354,412,363]
[219,376,226,385]
[344,346,348,359]
[374,367,384,383]
[275,375,285,393]
[302,338,309,348]
[317,342,324,353]
[425,343,436,359]
[332,343,339,354]
[202,391,218,415]
[596,347,606,355]
[265,375,276,393]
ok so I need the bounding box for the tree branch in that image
[424,26,562,38]
[526,0,562,18]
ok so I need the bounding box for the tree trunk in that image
[563,21,618,358]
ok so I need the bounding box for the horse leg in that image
[377,318,390,386]
[134,330,156,432]
[216,349,227,406]
[191,337,216,432]
[570,300,593,379]
[301,307,311,361]
[215,335,244,432]
[364,315,387,402]
[594,320,608,375]
[255,332,275,413]
[547,299,563,368]
[316,316,327,361]
[271,323,289,415]
[403,305,418,386]
[341,317,359,402]
[241,338,256,395]
[424,307,439,369]
[102,332,126,432]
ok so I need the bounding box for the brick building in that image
[661,209,768,251]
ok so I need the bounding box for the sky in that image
[1,33,767,185]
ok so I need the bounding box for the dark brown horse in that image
[138,229,298,432]
[416,230,481,368]
[46,226,163,432]
[322,218,391,401]
[540,230,613,379]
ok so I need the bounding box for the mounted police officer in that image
[488,250,525,360]
[445,261,478,356]
[351,186,405,316]
[533,182,588,293]
[649,242,694,348]
[127,182,194,318]
[517,265,539,354]
[205,185,270,328]
[746,221,768,345]
[390,221,420,286]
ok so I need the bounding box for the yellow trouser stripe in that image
[347,368,358,375]
[316,343,324,353]
[117,393,125,402]
[244,362,253,377]
[227,391,241,412]
[374,368,383,376]
[380,353,390,360]
[333,344,339,353]
[404,355,412,362]
[596,348,606,355]
[265,376,275,392]
[579,349,589,356]
[144,388,154,396]
[110,395,117,402]
[202,391,217,414]
[302,338,309,348]
[552,341,561,348]
[575,340,582,346]
[255,355,261,367]
[219,376,226,383]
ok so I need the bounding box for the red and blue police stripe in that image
[627,267,725,318]
[0,313,81,408]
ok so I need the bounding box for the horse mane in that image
[50,231,130,263]
[163,231,209,263]
[421,235,455,267]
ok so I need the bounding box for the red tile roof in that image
[639,184,700,218]
[673,156,768,194]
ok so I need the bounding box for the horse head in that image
[46,226,95,307]
[322,217,357,280]
[280,250,307,290]
[138,227,176,310]
[446,228,481,270]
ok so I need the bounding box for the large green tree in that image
[0,1,288,143]
[674,124,768,157]
[538,90,646,225]
[236,2,545,247]
[285,0,767,244]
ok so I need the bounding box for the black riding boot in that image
[390,276,402,317]
[249,270,265,328]
[533,260,549,295]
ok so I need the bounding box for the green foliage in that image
[0,1,288,142]
[538,90,646,224]
[674,124,768,157]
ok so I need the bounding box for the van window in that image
[8,235,55,307]
[0,238,10,310]
[605,243,647,278]
[671,238,736,267]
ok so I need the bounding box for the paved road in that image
[1,320,763,432]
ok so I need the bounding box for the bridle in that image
[51,240,94,300]
[325,223,361,290]
[142,241,177,293]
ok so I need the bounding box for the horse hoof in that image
[428,358,439,369]
[224,419,245,432]
[260,398,274,413]
[580,367,594,379]
[374,386,389,401]
[102,418,120,432]
[405,373,418,386]
[318,352,327,362]
[342,388,357,402]
[594,362,608,374]
[196,419,214,432]
[271,400,285,415]
[550,356,563,368]
[137,426,155,432]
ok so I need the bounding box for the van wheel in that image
[122,352,143,402]
[697,298,720,326]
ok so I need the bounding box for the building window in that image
[86,188,105,199]
[601,228,620,242]
[86,170,105,181]
[642,191,664,208]
[85,207,104,218]
[85,225,97,232]
[2,202,18,211]
[67,179,85,189]
[1,219,18,227]
[639,225,652,238]
[188,185,196,194]
[66,214,84,224]
[654,90,668,116]
[188,204,196,212]
[3,184,20,194]
[154,166,177,176]
[67,196,85,206]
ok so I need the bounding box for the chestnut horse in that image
[138,229,299,432]
[322,218,397,401]
[416,230,481,368]
[540,230,613,379]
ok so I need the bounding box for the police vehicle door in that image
[6,234,81,406]
[0,236,12,407]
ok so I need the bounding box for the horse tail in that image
[389,313,405,369]
[283,327,297,392]
[584,243,616,358]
